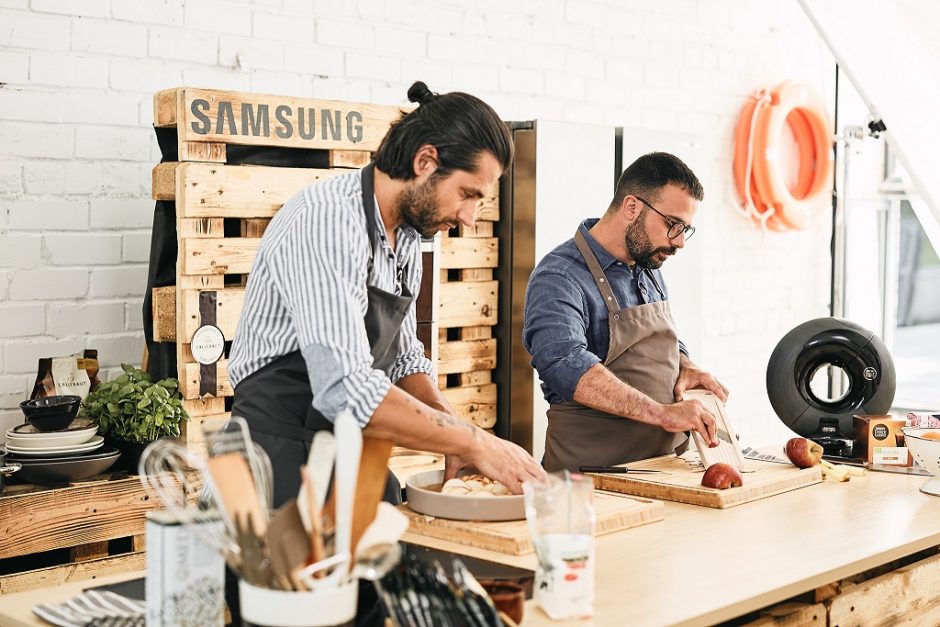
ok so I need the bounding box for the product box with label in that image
[146,510,225,627]
[853,415,912,466]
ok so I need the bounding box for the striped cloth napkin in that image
[33,590,145,627]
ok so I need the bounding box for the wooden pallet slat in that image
[179,237,260,275]
[439,281,498,328]
[438,339,497,375]
[0,552,146,595]
[178,216,224,239]
[440,237,498,270]
[441,383,497,428]
[154,87,406,153]
[828,551,940,625]
[0,476,163,560]
[170,163,343,216]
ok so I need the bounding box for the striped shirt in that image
[228,169,434,427]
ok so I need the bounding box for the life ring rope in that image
[733,81,834,232]
[737,89,775,232]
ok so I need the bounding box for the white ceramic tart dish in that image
[405,469,525,521]
[5,423,98,448]
[4,436,104,457]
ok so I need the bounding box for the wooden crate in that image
[150,86,506,441]
[734,546,940,626]
[0,474,155,595]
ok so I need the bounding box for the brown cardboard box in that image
[854,415,912,465]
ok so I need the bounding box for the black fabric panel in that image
[142,198,178,381]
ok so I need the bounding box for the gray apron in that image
[542,229,688,472]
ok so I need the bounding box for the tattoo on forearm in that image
[432,410,479,439]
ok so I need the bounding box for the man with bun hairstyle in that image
[229,81,544,624]
[230,81,544,505]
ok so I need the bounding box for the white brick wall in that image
[0,0,833,447]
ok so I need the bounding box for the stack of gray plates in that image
[2,419,120,485]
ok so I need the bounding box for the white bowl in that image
[902,428,940,496]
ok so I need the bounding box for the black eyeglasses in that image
[633,195,696,241]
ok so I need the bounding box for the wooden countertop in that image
[2,466,939,626]
[403,467,940,626]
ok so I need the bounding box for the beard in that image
[625,209,677,269]
[397,174,449,238]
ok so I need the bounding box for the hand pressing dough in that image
[440,473,511,497]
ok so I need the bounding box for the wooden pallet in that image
[151,87,408,445]
[430,187,500,430]
[151,86,506,442]
[0,474,158,594]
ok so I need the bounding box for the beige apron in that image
[542,230,689,472]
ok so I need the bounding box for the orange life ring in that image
[733,81,834,231]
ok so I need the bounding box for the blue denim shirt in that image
[522,219,688,404]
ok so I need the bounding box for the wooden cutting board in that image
[589,454,822,509]
[400,491,663,555]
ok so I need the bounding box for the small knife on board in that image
[579,466,666,474]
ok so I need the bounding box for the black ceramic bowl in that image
[20,395,82,432]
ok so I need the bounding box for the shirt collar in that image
[577,218,624,271]
[373,193,418,246]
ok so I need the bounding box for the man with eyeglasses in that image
[523,152,729,471]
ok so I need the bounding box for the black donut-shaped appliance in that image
[766,317,896,448]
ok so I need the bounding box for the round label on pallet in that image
[190,325,225,365]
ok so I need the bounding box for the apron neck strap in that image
[361,163,379,274]
[361,163,411,285]
[574,229,622,314]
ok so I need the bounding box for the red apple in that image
[784,437,824,468]
[700,463,744,489]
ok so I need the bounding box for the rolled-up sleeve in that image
[271,204,390,428]
[523,270,601,401]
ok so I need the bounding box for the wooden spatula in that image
[206,452,267,536]
[349,437,394,558]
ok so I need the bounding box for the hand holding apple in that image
[700,462,743,489]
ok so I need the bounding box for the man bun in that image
[407,81,436,105]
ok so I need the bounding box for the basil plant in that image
[80,364,188,443]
